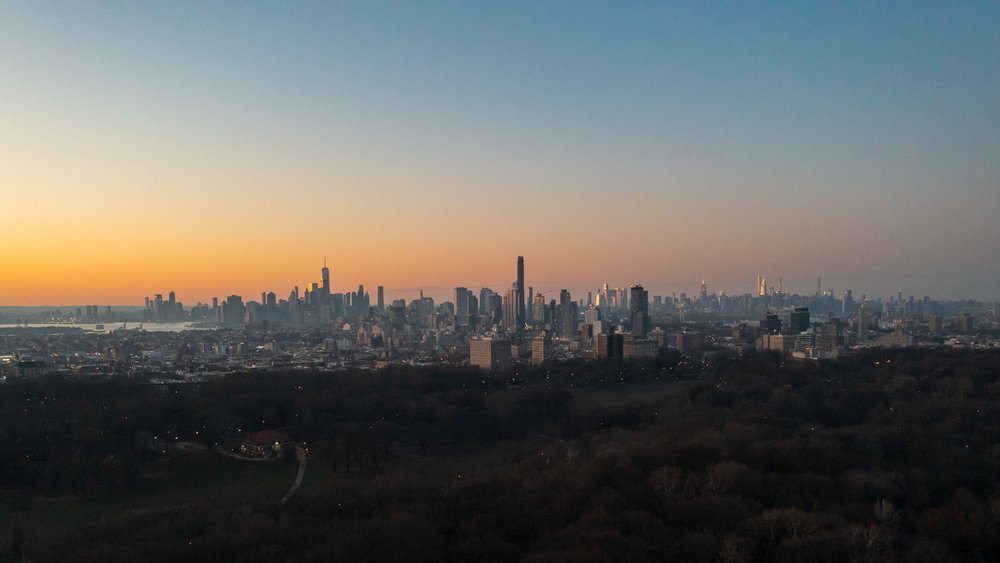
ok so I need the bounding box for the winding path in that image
[280,445,307,505]
[215,443,308,505]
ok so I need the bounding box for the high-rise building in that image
[842,290,855,315]
[532,294,546,328]
[516,256,525,331]
[928,314,943,335]
[558,289,576,339]
[222,295,245,326]
[377,286,384,311]
[955,313,976,334]
[596,331,623,360]
[321,257,330,292]
[470,337,512,372]
[488,293,503,326]
[479,288,493,315]
[531,331,551,366]
[454,287,470,328]
[502,285,518,331]
[629,285,649,336]
[789,307,810,335]
[623,335,659,359]
[527,287,534,322]
[858,302,872,340]
[763,312,781,335]
[816,323,839,358]
[674,331,705,357]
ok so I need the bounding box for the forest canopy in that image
[2,348,1000,562]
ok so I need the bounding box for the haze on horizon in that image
[2,2,999,306]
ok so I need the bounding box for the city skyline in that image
[3,3,1000,304]
[3,255,993,311]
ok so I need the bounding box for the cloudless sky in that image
[2,2,999,305]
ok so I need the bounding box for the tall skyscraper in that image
[503,284,518,331]
[532,294,546,327]
[558,289,575,339]
[377,286,384,311]
[527,286,534,322]
[321,257,330,292]
[629,285,649,336]
[532,331,551,366]
[516,256,525,331]
[454,287,470,327]
[479,287,493,315]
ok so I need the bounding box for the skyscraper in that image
[321,257,330,292]
[532,331,551,366]
[527,286,534,323]
[516,256,525,331]
[479,287,493,315]
[454,287,470,328]
[558,289,575,339]
[789,307,810,335]
[503,284,518,331]
[629,285,649,336]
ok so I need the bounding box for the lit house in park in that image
[242,430,291,457]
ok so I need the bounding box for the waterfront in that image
[0,322,210,333]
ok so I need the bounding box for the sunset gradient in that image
[2,3,999,305]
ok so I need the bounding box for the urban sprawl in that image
[3,257,999,381]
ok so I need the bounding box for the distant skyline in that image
[2,3,999,304]
[0,257,993,308]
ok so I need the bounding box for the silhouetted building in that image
[516,256,525,331]
[629,285,649,336]
[502,285,518,332]
[454,287,470,328]
[763,313,781,335]
[623,335,658,359]
[760,333,794,354]
[928,314,943,335]
[557,290,576,339]
[596,332,624,360]
[531,331,551,366]
[470,337,512,372]
[789,307,810,335]
[673,331,704,357]
[955,313,976,334]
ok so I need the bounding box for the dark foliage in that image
[3,349,1000,561]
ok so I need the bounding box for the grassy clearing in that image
[2,450,300,540]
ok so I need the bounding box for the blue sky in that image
[2,2,999,303]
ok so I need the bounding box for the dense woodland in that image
[3,348,1000,561]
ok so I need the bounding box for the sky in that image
[2,2,999,305]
